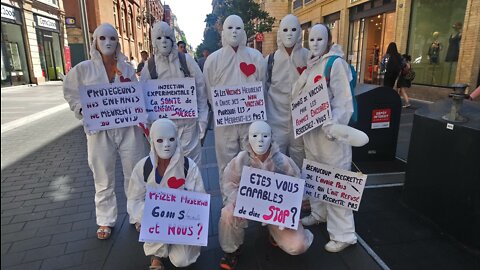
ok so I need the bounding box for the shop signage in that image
[37,0,58,7]
[255,33,264,42]
[1,5,16,21]
[65,17,76,27]
[371,108,391,129]
[36,15,57,30]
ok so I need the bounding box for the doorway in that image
[37,30,63,81]
[349,12,396,85]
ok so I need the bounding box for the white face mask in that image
[279,15,300,48]
[153,124,177,159]
[223,15,244,48]
[152,22,174,56]
[309,25,329,57]
[95,25,118,56]
[249,121,272,156]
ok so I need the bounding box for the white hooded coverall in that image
[293,43,357,245]
[140,22,208,165]
[203,15,265,202]
[265,14,308,168]
[63,24,148,227]
[219,143,314,255]
[127,120,206,267]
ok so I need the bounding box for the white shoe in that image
[301,215,326,226]
[324,240,351,252]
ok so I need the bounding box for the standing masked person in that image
[265,14,308,168]
[218,121,313,270]
[63,23,148,240]
[140,21,208,164]
[203,15,265,202]
[127,119,206,269]
[293,24,357,252]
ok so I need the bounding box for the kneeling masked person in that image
[127,119,206,269]
[218,121,313,270]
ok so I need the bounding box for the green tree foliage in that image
[196,0,274,57]
[216,0,275,39]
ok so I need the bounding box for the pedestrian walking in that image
[397,54,413,108]
[382,42,403,88]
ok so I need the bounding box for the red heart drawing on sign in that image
[297,66,307,74]
[240,62,256,77]
[167,177,185,189]
[120,76,131,82]
[314,75,322,83]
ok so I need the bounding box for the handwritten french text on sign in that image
[212,82,266,127]
[233,167,305,230]
[139,187,210,246]
[291,78,332,138]
[80,82,147,132]
[371,108,391,129]
[144,78,198,123]
[301,159,367,211]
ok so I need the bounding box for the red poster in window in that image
[371,108,391,129]
[64,46,72,73]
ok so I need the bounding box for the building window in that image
[121,2,126,33]
[113,1,119,30]
[407,0,468,86]
[137,7,141,28]
[293,0,303,10]
[128,6,133,38]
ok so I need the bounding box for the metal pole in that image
[78,0,90,59]
[147,0,152,54]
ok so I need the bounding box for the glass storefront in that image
[407,0,467,86]
[1,5,30,87]
[35,15,64,81]
[348,12,396,85]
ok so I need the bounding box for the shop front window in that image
[1,22,30,87]
[408,0,467,86]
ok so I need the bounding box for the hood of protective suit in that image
[221,15,247,48]
[148,119,186,187]
[276,14,303,52]
[90,23,126,62]
[152,21,179,62]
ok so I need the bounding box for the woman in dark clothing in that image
[382,42,403,88]
[397,54,412,108]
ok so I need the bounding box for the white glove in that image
[74,104,83,120]
[261,222,268,227]
[325,124,369,147]
[278,226,285,231]
[199,121,207,139]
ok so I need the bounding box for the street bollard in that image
[442,83,469,122]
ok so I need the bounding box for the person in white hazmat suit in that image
[63,23,148,240]
[264,14,308,168]
[140,21,208,165]
[203,15,265,202]
[293,24,357,253]
[218,121,313,270]
[127,119,206,269]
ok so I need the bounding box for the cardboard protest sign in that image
[301,159,367,211]
[291,78,332,138]
[144,78,198,123]
[233,166,305,230]
[212,81,266,127]
[139,187,210,246]
[80,81,147,132]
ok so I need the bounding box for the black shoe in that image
[220,250,240,270]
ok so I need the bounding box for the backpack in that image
[324,56,358,123]
[147,51,190,79]
[143,156,190,183]
[402,64,416,81]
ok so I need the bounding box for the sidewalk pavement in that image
[1,83,479,269]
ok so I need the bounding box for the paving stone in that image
[23,217,59,230]
[1,252,26,268]
[65,238,109,254]
[45,206,79,218]
[9,235,51,253]
[39,252,84,270]
[23,244,66,262]
[58,211,91,224]
[0,184,24,193]
[3,261,41,270]
[1,243,11,255]
[11,211,46,223]
[1,201,24,211]
[50,229,88,245]
[36,223,73,237]
[2,206,35,217]
[12,192,44,202]
[1,216,13,226]
[33,201,66,212]
[82,247,110,263]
